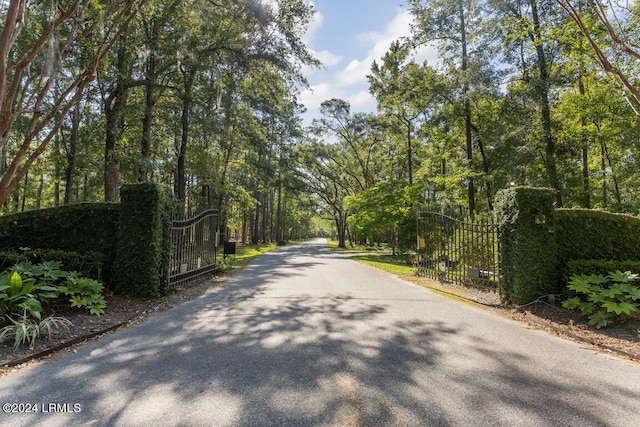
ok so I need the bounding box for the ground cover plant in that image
[0,261,106,348]
[563,271,640,328]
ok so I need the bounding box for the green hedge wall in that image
[556,209,640,266]
[495,187,560,304]
[494,197,640,302]
[112,183,175,298]
[0,203,119,283]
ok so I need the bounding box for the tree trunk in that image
[64,103,81,204]
[601,141,607,206]
[262,197,268,243]
[530,0,563,207]
[104,97,122,202]
[21,171,27,212]
[253,193,261,245]
[36,174,44,209]
[53,131,61,207]
[139,53,157,182]
[335,215,346,248]
[176,68,196,209]
[459,0,475,216]
[406,118,414,186]
[275,173,283,243]
[82,173,88,202]
[242,209,248,244]
[103,39,130,203]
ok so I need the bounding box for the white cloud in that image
[349,90,377,111]
[314,50,343,68]
[302,1,323,45]
[300,8,440,125]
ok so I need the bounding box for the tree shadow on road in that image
[1,241,639,426]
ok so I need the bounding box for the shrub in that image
[494,187,560,304]
[1,261,107,317]
[0,249,103,280]
[564,259,640,282]
[0,263,106,348]
[556,209,640,266]
[0,203,119,283]
[113,183,176,297]
[0,270,59,321]
[562,271,640,328]
[57,273,106,316]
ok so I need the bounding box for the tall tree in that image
[489,0,566,206]
[0,0,144,207]
[369,41,424,185]
[555,0,640,117]
[408,0,493,214]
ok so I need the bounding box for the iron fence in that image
[169,208,219,289]
[416,210,500,290]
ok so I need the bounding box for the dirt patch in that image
[2,271,639,378]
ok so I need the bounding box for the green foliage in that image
[556,209,640,266]
[57,273,106,316]
[0,249,104,280]
[346,181,422,253]
[495,187,560,304]
[0,270,58,321]
[564,259,640,281]
[0,315,71,349]
[1,261,107,316]
[562,271,640,329]
[113,183,177,298]
[0,262,105,347]
[0,203,119,283]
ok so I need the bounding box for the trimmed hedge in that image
[112,183,176,298]
[0,203,119,283]
[495,187,560,304]
[495,196,640,302]
[556,208,640,266]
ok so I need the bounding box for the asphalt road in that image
[1,239,640,426]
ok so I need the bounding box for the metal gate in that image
[416,210,500,290]
[169,208,219,289]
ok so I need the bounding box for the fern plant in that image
[563,271,640,328]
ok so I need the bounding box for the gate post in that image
[495,187,559,304]
[113,183,174,297]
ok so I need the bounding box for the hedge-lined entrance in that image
[419,187,640,305]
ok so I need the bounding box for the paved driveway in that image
[1,239,639,426]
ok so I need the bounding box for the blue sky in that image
[298,0,437,125]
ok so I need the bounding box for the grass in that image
[220,243,279,271]
[352,254,416,276]
[349,252,489,309]
[326,240,391,253]
[325,239,415,275]
[221,240,416,277]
